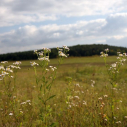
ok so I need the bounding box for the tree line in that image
[0,44,127,61]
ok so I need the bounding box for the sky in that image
[1,0,127,54]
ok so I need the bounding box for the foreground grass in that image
[0,56,127,126]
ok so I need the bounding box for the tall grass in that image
[0,47,127,126]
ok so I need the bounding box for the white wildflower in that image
[105,48,109,52]
[83,101,87,105]
[38,57,50,62]
[20,111,23,114]
[21,102,26,105]
[6,67,13,73]
[1,61,8,64]
[124,116,127,118]
[103,95,108,98]
[26,100,31,103]
[112,63,116,68]
[119,54,123,57]
[98,97,102,100]
[30,61,39,66]
[54,67,57,69]
[13,61,21,65]
[51,68,54,71]
[9,113,13,116]
[74,96,79,99]
[46,69,49,71]
[0,66,5,70]
[116,121,121,124]
[75,83,80,87]
[68,105,71,108]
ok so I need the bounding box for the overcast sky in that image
[1,0,127,54]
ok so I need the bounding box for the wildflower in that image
[39,51,43,56]
[119,54,123,57]
[1,61,8,64]
[13,61,21,65]
[100,102,105,108]
[58,51,67,57]
[2,71,9,76]
[20,111,23,114]
[91,80,95,87]
[100,53,108,57]
[103,95,108,98]
[51,68,54,71]
[13,96,16,99]
[6,67,13,73]
[68,105,71,108]
[43,48,51,53]
[112,63,116,68]
[100,52,103,55]
[0,66,5,70]
[9,113,13,116]
[105,119,107,121]
[122,59,126,62]
[34,50,37,52]
[21,102,26,105]
[83,101,87,105]
[46,69,49,71]
[74,96,79,99]
[105,48,109,52]
[75,83,80,87]
[30,61,39,66]
[124,116,127,118]
[38,57,50,62]
[26,100,31,103]
[54,67,57,69]
[116,121,121,124]
[98,97,102,100]
[63,45,70,51]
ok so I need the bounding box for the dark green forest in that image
[0,44,127,61]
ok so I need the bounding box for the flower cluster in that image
[100,48,109,57]
[109,52,127,74]
[30,62,39,66]
[34,48,51,62]
[0,61,21,80]
[57,45,69,57]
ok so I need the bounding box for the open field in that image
[1,56,127,126]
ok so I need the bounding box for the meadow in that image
[0,47,127,127]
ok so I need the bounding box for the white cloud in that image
[0,0,125,27]
[1,12,127,53]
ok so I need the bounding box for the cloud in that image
[1,10,127,53]
[0,0,125,27]
[106,36,127,47]
[0,19,107,48]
